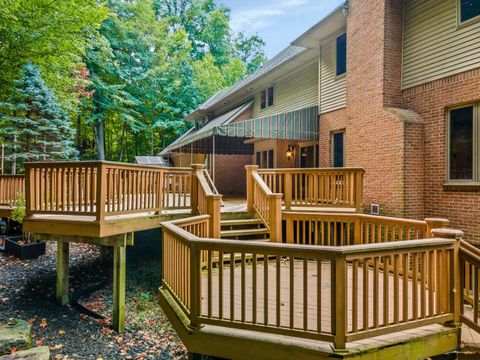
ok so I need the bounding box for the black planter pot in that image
[4,235,46,260]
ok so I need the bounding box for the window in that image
[332,131,345,168]
[448,104,480,181]
[260,86,274,110]
[459,0,480,23]
[255,150,274,168]
[336,33,347,76]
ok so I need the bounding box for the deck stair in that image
[220,217,269,241]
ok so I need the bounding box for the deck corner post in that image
[353,217,361,244]
[25,164,33,217]
[113,245,126,333]
[189,244,202,329]
[245,165,258,212]
[56,241,70,306]
[425,218,449,238]
[332,255,347,351]
[95,162,107,222]
[354,170,364,213]
[207,194,222,238]
[268,193,283,242]
[190,164,204,215]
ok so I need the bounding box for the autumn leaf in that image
[10,347,17,354]
[27,317,37,324]
[58,329,65,335]
[35,337,45,346]
[39,319,48,328]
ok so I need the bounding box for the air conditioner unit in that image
[370,203,380,215]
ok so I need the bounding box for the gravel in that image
[0,237,188,360]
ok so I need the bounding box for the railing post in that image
[207,194,222,238]
[25,165,32,217]
[432,228,464,327]
[189,244,201,329]
[245,165,258,212]
[354,170,364,212]
[96,162,106,222]
[353,216,361,244]
[284,172,292,209]
[268,193,283,242]
[190,164,204,215]
[332,255,347,351]
[425,218,449,238]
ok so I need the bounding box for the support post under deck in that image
[113,245,126,333]
[56,241,70,305]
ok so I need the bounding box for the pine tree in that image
[0,62,77,172]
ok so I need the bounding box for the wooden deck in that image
[200,259,447,336]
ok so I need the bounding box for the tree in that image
[0,63,77,172]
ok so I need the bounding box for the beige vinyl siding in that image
[319,37,346,114]
[252,61,318,118]
[402,0,480,89]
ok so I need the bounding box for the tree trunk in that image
[95,120,105,160]
[118,122,126,162]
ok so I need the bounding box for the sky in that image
[222,0,345,58]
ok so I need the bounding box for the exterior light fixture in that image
[342,1,349,16]
[286,144,295,160]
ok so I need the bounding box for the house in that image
[161,0,480,242]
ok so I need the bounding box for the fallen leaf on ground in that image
[39,319,48,328]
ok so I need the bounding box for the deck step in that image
[221,228,269,238]
[221,218,264,227]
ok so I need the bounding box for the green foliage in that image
[0,0,266,165]
[0,63,78,171]
[10,193,26,225]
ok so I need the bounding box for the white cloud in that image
[230,0,312,33]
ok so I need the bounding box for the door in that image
[332,131,345,168]
[300,145,315,168]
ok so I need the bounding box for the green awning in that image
[160,104,319,155]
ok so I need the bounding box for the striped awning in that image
[160,105,319,155]
[219,105,318,141]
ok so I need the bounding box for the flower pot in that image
[4,235,46,260]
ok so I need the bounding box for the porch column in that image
[56,241,69,306]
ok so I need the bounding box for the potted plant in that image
[4,193,46,259]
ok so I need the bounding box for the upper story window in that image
[459,0,480,24]
[336,33,347,76]
[447,103,479,182]
[260,85,274,110]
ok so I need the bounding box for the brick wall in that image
[318,108,347,167]
[402,68,480,242]
[212,154,252,196]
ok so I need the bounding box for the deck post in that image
[425,218,449,238]
[56,241,69,306]
[113,244,126,333]
[284,172,292,209]
[353,217,361,244]
[189,245,201,329]
[25,165,32,217]
[332,256,347,351]
[245,165,258,212]
[190,164,204,215]
[95,162,106,222]
[354,170,364,213]
[207,194,222,238]
[432,228,464,327]
[268,194,283,242]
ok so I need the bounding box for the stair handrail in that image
[246,165,282,242]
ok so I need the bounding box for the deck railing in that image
[245,165,282,242]
[283,212,443,245]
[0,175,25,205]
[161,218,458,350]
[255,167,364,211]
[25,161,192,221]
[191,164,222,238]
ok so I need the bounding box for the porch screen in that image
[219,105,318,141]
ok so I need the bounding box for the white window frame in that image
[457,0,480,28]
[446,102,480,184]
[331,130,346,168]
[260,85,274,110]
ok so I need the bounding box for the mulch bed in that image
[0,241,188,359]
